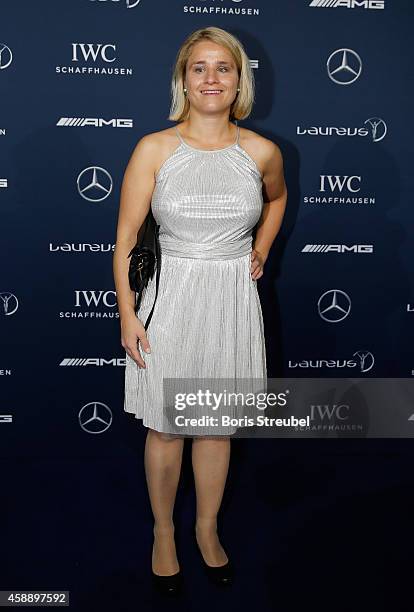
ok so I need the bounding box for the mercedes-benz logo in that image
[0,292,19,316]
[78,401,112,434]
[318,289,351,322]
[364,117,387,142]
[0,43,13,70]
[77,166,113,202]
[327,49,362,85]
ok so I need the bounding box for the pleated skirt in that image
[124,252,267,437]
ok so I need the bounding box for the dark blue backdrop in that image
[1,1,413,610]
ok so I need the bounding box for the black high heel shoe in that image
[151,540,183,596]
[199,555,233,586]
[195,532,233,586]
[151,568,183,596]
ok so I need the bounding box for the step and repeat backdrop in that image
[1,1,412,451]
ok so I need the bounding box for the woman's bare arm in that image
[252,141,287,271]
[113,134,159,366]
[113,135,158,317]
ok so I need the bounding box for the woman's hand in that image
[121,311,151,369]
[250,249,266,281]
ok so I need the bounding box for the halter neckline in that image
[174,124,240,153]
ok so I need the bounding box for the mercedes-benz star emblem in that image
[318,289,351,323]
[327,49,362,85]
[78,401,113,434]
[77,166,113,202]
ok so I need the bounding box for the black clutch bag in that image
[127,209,161,330]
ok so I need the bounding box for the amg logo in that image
[302,244,373,253]
[59,358,125,366]
[0,179,8,188]
[57,117,133,128]
[309,0,384,8]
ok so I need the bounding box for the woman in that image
[113,26,287,594]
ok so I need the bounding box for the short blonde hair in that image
[168,26,255,122]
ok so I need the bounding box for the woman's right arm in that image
[113,134,158,369]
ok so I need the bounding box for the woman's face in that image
[184,40,239,115]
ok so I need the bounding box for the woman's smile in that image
[200,89,223,95]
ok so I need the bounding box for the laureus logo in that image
[288,351,375,373]
[89,0,142,7]
[364,117,387,142]
[0,43,13,70]
[297,117,387,142]
[0,292,19,316]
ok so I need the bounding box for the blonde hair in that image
[168,26,255,122]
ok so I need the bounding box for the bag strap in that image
[143,225,161,330]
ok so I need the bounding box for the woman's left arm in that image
[251,142,288,280]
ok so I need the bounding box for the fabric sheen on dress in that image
[124,124,267,437]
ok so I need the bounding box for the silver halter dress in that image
[124,124,267,437]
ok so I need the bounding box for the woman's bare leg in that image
[144,429,185,575]
[191,436,231,566]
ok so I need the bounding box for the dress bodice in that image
[151,124,263,260]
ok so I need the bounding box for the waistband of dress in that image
[159,236,252,260]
